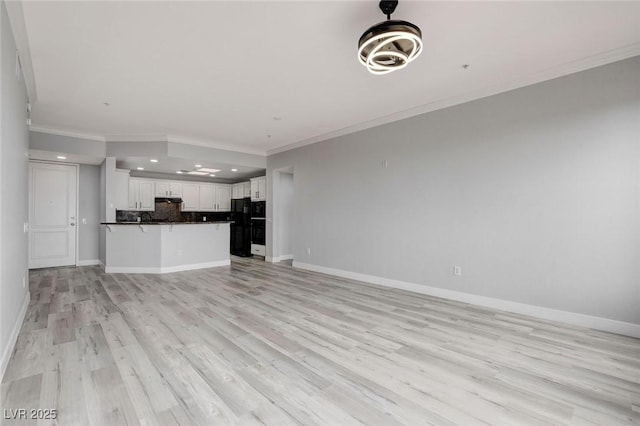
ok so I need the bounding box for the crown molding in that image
[4,1,37,103]
[29,127,267,156]
[29,125,106,142]
[106,134,267,156]
[166,135,266,156]
[267,44,640,156]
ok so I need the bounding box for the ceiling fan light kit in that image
[358,0,423,75]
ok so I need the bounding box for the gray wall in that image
[30,130,105,159]
[267,57,640,325]
[1,0,29,375]
[78,165,100,261]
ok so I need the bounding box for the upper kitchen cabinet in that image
[216,185,232,211]
[115,169,130,210]
[155,180,183,197]
[250,176,266,201]
[232,181,252,199]
[128,178,155,211]
[200,184,231,212]
[232,183,243,199]
[199,184,215,211]
[181,183,200,211]
[183,183,231,212]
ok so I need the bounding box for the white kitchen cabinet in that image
[182,183,230,212]
[216,184,232,211]
[115,169,130,210]
[232,183,243,199]
[128,178,155,211]
[198,184,216,211]
[181,183,200,211]
[155,181,169,197]
[155,180,182,197]
[168,181,182,197]
[232,181,251,199]
[250,176,266,201]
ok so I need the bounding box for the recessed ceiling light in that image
[137,167,144,170]
[57,155,67,160]
[231,168,238,172]
[197,168,220,173]
[150,159,158,163]
[176,171,183,174]
[187,171,208,176]
[195,164,202,168]
[209,174,216,177]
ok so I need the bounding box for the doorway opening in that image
[271,166,294,263]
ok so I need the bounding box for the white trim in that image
[28,161,79,269]
[4,1,37,102]
[77,259,101,266]
[1,291,30,381]
[74,164,79,267]
[104,259,230,274]
[267,44,640,156]
[292,261,640,338]
[28,128,268,156]
[265,255,291,263]
[167,136,266,156]
[29,125,106,142]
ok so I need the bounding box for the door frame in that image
[28,160,80,268]
[269,165,294,263]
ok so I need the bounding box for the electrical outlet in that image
[306,248,311,255]
[82,218,87,225]
[453,266,462,276]
[23,222,29,233]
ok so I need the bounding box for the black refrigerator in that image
[230,198,251,256]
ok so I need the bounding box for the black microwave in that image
[251,201,265,218]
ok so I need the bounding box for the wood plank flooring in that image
[2,257,640,425]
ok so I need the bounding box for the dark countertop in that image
[100,221,234,225]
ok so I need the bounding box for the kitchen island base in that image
[103,222,231,274]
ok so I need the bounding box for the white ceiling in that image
[20,1,640,156]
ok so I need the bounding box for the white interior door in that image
[29,162,77,268]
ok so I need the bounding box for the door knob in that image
[70,223,75,226]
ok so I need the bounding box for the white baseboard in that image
[77,259,101,266]
[266,254,293,263]
[105,259,230,274]
[292,261,640,338]
[1,291,30,381]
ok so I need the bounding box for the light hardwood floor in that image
[2,257,640,425]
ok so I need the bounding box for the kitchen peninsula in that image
[101,221,232,273]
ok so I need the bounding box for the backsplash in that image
[116,199,232,222]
